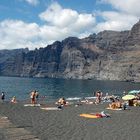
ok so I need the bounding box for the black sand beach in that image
[0,102,140,140]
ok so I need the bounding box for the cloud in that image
[0,19,63,50]
[0,20,44,50]
[39,2,78,27]
[102,0,140,16]
[0,2,96,50]
[95,0,139,32]
[0,1,139,50]
[39,2,96,43]
[24,0,39,6]
[39,2,96,30]
[95,11,138,31]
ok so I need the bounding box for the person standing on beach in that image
[30,90,36,104]
[35,91,39,103]
[1,92,5,102]
[95,91,101,104]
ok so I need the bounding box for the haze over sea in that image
[0,76,140,102]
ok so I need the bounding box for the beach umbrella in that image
[122,95,136,100]
[128,90,140,95]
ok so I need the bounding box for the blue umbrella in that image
[128,90,140,95]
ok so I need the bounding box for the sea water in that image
[0,76,140,101]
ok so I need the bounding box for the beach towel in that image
[24,104,41,107]
[79,114,101,119]
[106,107,122,111]
[40,107,62,111]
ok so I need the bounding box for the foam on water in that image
[66,97,82,101]
[85,96,96,100]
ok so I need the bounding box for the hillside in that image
[0,21,140,82]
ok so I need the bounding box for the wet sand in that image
[0,102,140,140]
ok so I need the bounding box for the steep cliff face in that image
[0,48,28,76]
[127,20,140,46]
[0,21,140,82]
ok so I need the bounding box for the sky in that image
[0,0,139,50]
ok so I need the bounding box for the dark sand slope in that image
[0,102,140,140]
[0,115,40,140]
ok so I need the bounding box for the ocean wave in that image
[85,96,96,99]
[66,96,96,101]
[66,97,81,101]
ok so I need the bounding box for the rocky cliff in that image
[0,21,140,82]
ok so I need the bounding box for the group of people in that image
[108,98,127,110]
[93,90,132,110]
[0,90,39,104]
[1,89,140,111]
[1,92,17,103]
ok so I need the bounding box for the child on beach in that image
[11,96,17,103]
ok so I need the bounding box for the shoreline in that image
[0,101,140,140]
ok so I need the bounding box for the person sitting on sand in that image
[109,98,117,109]
[61,97,66,105]
[115,99,122,108]
[109,102,117,109]
[30,90,36,104]
[11,96,17,103]
[57,97,66,106]
[109,99,122,109]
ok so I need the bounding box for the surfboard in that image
[40,107,62,111]
[24,104,41,107]
[79,114,101,118]
[106,107,122,111]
